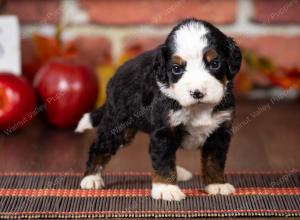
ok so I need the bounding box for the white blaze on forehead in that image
[173,22,208,59]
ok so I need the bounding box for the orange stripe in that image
[0,187,299,197]
[0,170,298,176]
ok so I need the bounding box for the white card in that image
[0,16,21,75]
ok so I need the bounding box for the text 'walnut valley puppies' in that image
[75,18,242,201]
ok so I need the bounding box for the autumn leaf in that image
[33,34,78,63]
[33,34,61,63]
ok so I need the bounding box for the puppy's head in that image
[155,19,242,107]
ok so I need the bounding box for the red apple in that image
[0,73,37,133]
[34,60,98,128]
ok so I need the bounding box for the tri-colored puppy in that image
[76,18,242,201]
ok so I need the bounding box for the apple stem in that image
[55,23,63,51]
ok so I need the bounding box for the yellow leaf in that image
[96,64,116,107]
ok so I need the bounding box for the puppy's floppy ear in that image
[226,37,242,79]
[153,45,168,83]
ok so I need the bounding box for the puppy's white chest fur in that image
[168,106,232,149]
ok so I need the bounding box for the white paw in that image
[205,183,235,195]
[80,174,105,189]
[176,166,193,181]
[151,183,186,201]
[75,113,93,133]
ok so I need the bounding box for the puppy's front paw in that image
[151,183,186,201]
[205,183,235,195]
[176,166,193,181]
[80,174,105,189]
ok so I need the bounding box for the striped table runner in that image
[0,171,299,218]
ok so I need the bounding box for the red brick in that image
[124,36,164,52]
[6,0,60,23]
[236,36,300,68]
[80,0,236,25]
[68,36,112,67]
[253,0,300,24]
[124,35,300,68]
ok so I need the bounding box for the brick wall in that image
[5,0,300,69]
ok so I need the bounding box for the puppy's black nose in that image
[190,90,205,99]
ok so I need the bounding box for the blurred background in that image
[0,0,299,174]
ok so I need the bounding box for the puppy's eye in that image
[172,64,183,75]
[209,58,221,70]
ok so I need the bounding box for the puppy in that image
[76,18,242,201]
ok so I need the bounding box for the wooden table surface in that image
[0,99,299,220]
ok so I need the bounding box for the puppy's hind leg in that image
[80,142,110,189]
[176,166,193,182]
[80,131,123,189]
[80,125,137,189]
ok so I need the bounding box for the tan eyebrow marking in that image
[172,55,186,65]
[204,49,218,62]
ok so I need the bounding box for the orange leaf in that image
[286,68,300,79]
[61,43,79,59]
[33,34,61,63]
[268,75,293,89]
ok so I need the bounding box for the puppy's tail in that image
[75,106,105,133]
